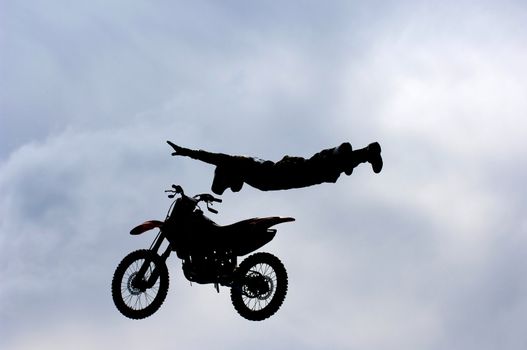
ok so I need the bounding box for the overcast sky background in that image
[1,0,526,349]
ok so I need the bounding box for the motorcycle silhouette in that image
[111,184,294,321]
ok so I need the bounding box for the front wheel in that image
[230,252,288,321]
[111,249,169,319]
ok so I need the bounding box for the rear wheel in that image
[111,249,169,319]
[230,252,288,321]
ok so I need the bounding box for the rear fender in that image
[248,217,295,231]
[232,217,295,256]
[130,220,164,235]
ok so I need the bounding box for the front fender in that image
[130,220,164,235]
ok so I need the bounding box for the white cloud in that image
[1,1,527,350]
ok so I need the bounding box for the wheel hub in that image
[242,272,273,299]
[257,276,274,300]
[127,272,144,295]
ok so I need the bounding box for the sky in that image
[1,0,526,349]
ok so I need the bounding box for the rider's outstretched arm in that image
[167,141,232,166]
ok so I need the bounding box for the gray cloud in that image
[2,1,527,349]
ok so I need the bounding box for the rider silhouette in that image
[167,141,383,195]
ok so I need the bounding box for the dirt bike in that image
[111,184,294,321]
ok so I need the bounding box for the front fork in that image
[135,231,172,290]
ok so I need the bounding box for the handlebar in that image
[165,184,222,214]
[194,193,222,214]
[172,184,183,193]
[195,193,222,204]
[164,184,183,197]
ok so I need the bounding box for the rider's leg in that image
[314,142,383,175]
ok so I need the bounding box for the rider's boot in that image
[362,142,383,173]
[367,142,383,173]
[342,142,383,174]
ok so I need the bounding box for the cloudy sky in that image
[1,0,526,349]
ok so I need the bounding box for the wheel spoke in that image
[116,255,164,310]
[230,253,287,321]
[239,262,278,311]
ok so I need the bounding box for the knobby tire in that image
[230,252,288,321]
[111,249,169,320]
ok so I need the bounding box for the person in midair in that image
[167,140,383,195]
